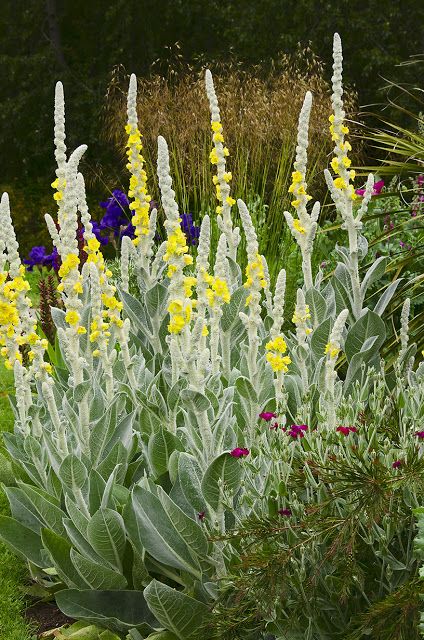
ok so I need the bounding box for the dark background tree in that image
[0,0,423,246]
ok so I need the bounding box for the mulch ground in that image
[24,601,74,635]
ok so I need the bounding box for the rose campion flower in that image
[259,411,277,422]
[415,431,424,439]
[392,460,402,469]
[355,179,384,197]
[230,447,250,458]
[288,424,308,438]
[337,426,350,436]
[278,508,292,516]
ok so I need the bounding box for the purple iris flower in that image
[90,222,109,246]
[100,189,130,234]
[24,246,59,271]
[180,213,200,246]
[43,247,60,271]
[120,223,136,239]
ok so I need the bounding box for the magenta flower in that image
[230,447,250,458]
[270,422,279,431]
[278,508,292,517]
[336,426,350,436]
[259,411,277,422]
[392,460,402,469]
[415,431,424,439]
[197,511,206,521]
[288,424,308,438]
[355,179,384,197]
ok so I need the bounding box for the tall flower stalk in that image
[205,70,240,261]
[325,33,374,320]
[284,91,319,291]
[238,199,267,386]
[125,74,156,277]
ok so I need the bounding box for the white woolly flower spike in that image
[324,308,349,428]
[238,199,265,383]
[54,81,67,174]
[271,268,287,338]
[205,69,240,261]
[284,91,318,290]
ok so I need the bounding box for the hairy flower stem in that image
[347,220,362,319]
[42,382,68,456]
[78,394,91,450]
[221,332,231,378]
[247,326,259,383]
[302,254,313,292]
[198,410,213,461]
[210,316,221,376]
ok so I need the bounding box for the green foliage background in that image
[1,0,423,196]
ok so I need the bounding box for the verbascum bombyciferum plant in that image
[0,33,423,640]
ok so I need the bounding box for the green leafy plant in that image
[0,33,422,640]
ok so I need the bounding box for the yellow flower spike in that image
[226,196,236,206]
[167,265,177,278]
[293,219,306,234]
[28,333,38,345]
[325,342,340,358]
[266,352,291,372]
[202,325,209,337]
[65,310,80,326]
[291,171,303,183]
[211,121,223,133]
[330,157,339,172]
[168,300,184,314]
[209,149,219,165]
[87,237,101,253]
[168,314,186,334]
[334,177,347,190]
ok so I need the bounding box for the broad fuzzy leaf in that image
[144,579,210,640]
